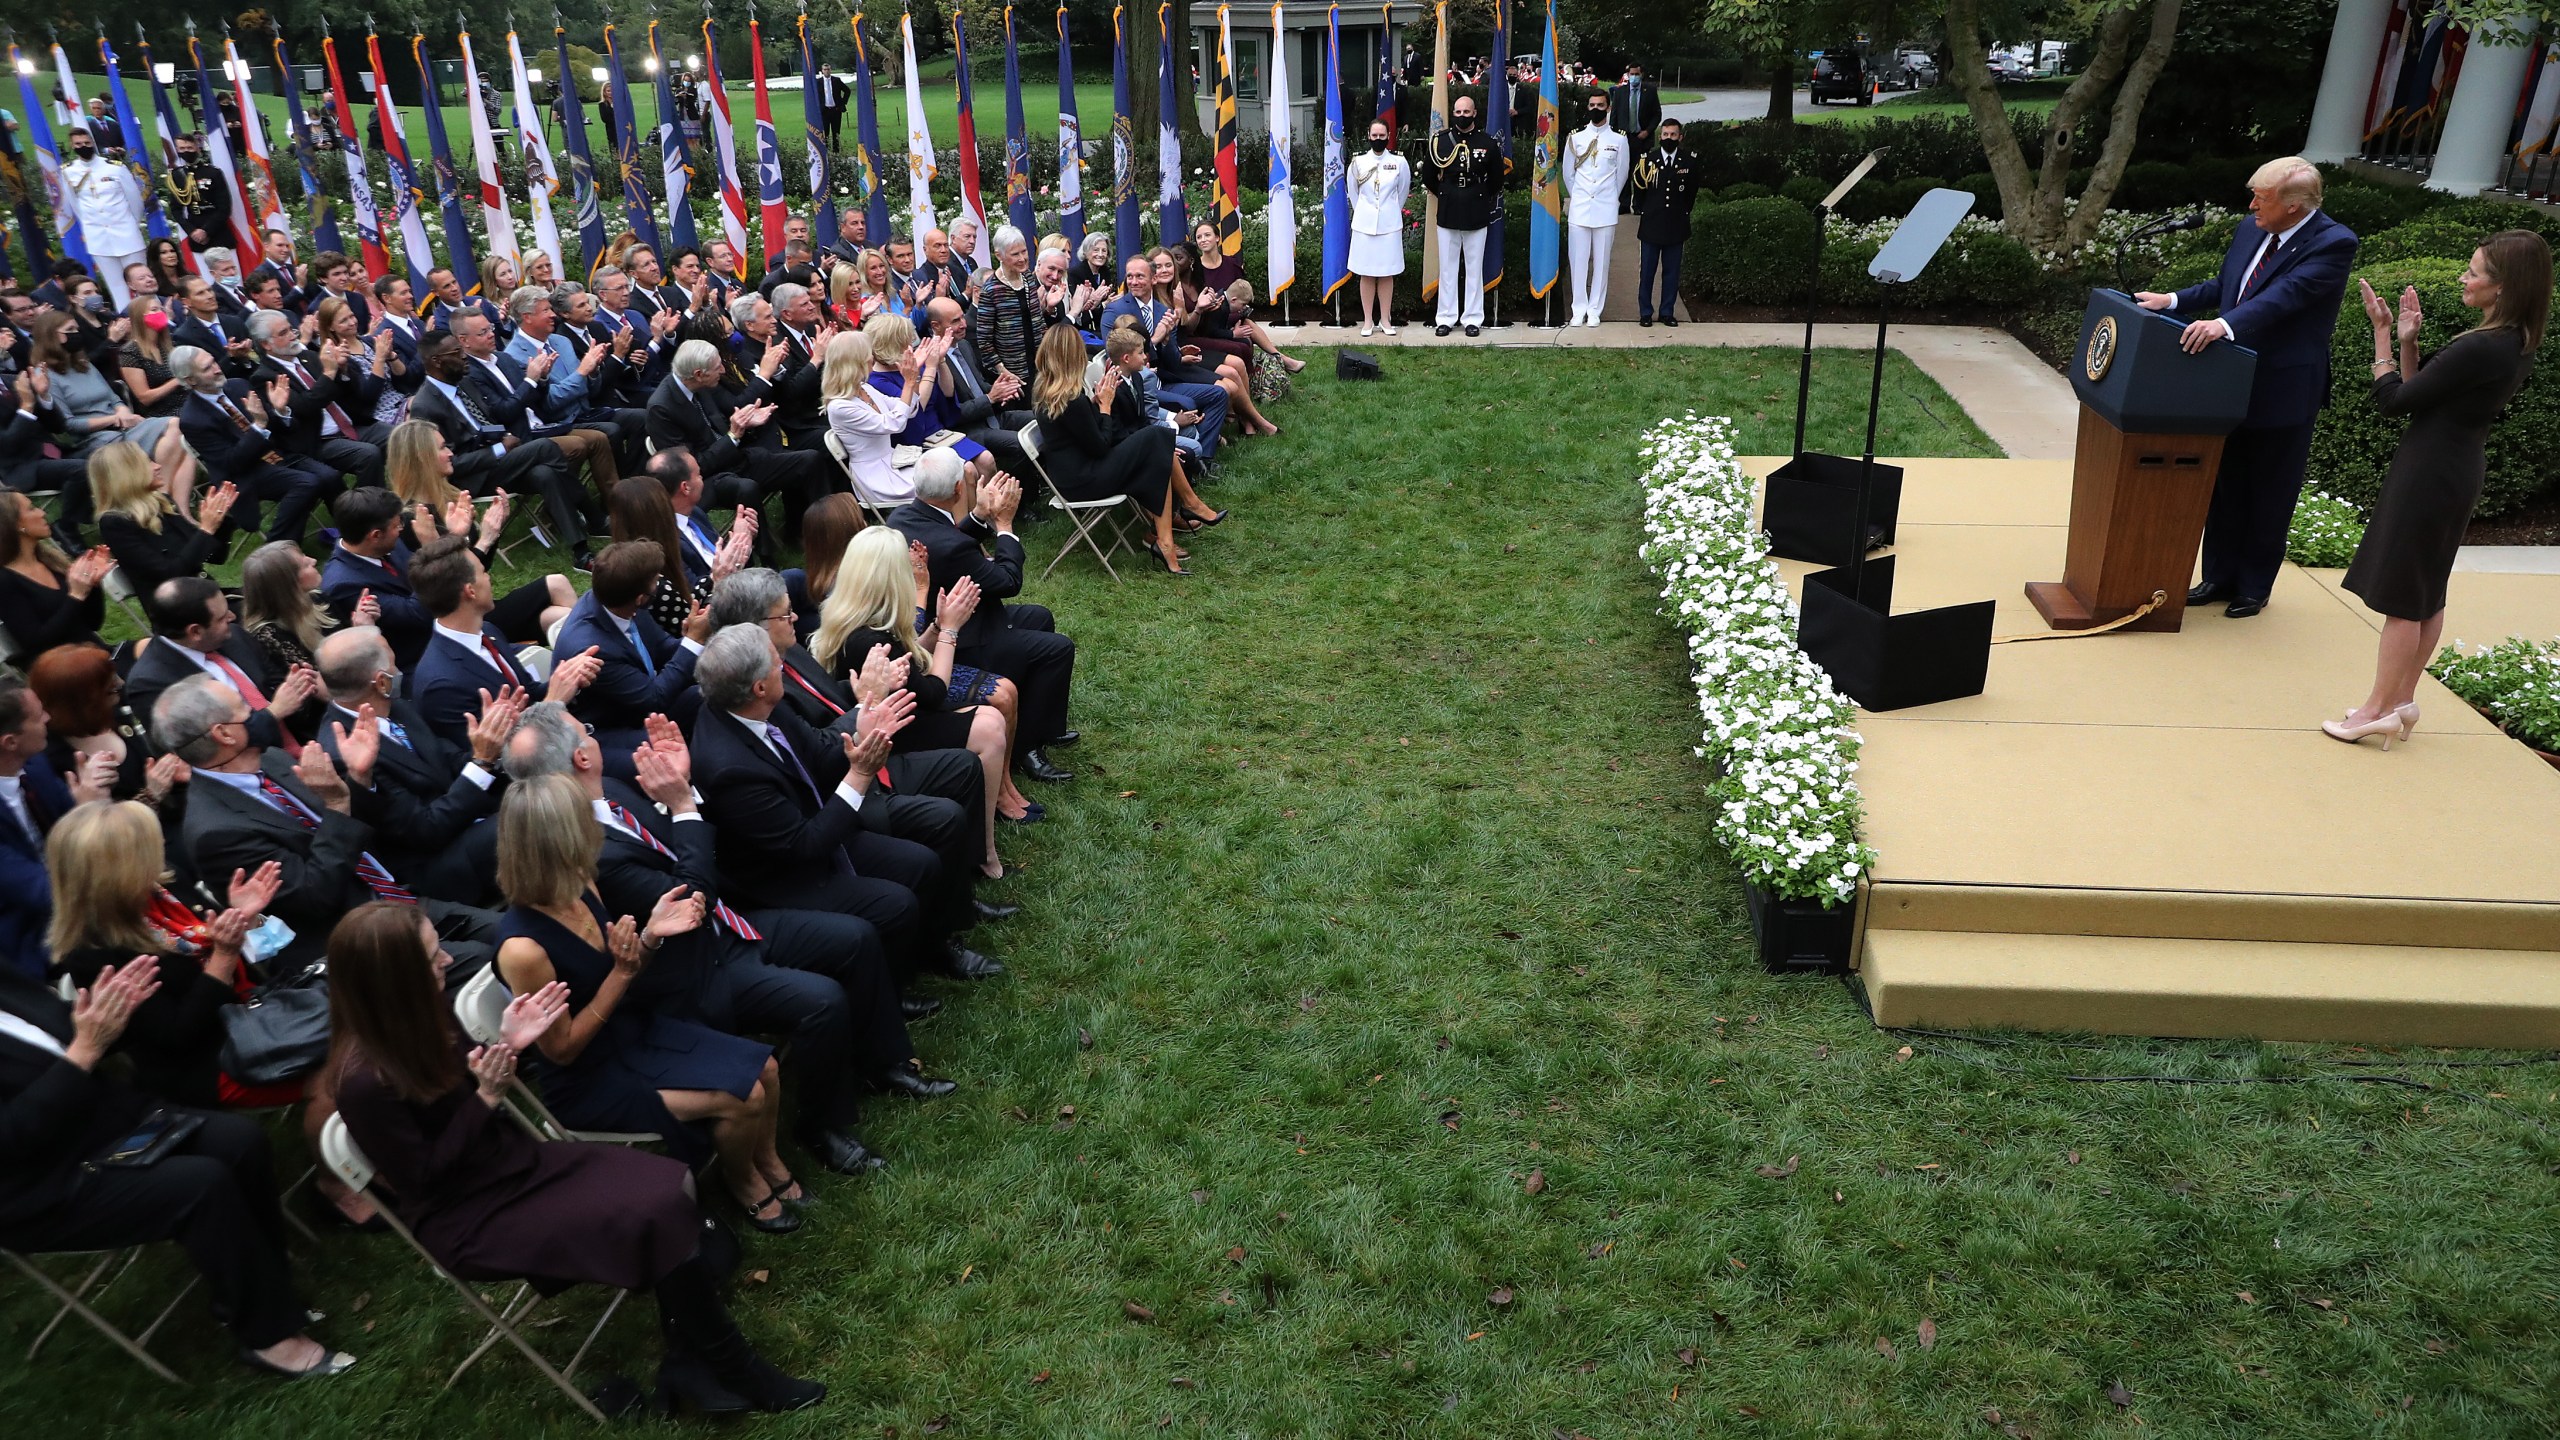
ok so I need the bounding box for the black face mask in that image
[1588,110,1608,125]
[72,145,94,160]
[1454,114,1478,131]
[1369,138,1389,153]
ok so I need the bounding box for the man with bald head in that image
[313,624,513,903]
[918,296,1029,471]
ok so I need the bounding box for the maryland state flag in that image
[1212,6,1241,257]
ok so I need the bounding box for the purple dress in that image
[866,370,989,462]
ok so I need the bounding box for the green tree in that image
[1698,0,1879,126]
[1945,0,2182,254]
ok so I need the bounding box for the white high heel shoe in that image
[2320,706,2413,750]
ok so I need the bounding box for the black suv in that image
[1809,49,1871,106]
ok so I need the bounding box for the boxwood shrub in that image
[1689,196,1820,303]
[2307,256,2560,519]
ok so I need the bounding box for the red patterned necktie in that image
[607,803,760,940]
[253,775,415,904]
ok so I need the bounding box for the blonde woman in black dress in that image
[2328,230,2551,749]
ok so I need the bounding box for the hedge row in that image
[1682,196,2044,309]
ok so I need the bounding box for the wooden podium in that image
[2024,290,2258,633]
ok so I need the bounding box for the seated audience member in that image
[406,329,594,568]
[0,490,114,654]
[1098,256,1234,458]
[312,296,404,428]
[780,493,867,642]
[889,452,1079,782]
[863,313,1000,490]
[247,309,387,486]
[916,297,1030,471]
[557,540,709,748]
[492,775,800,1224]
[320,487,433,667]
[499,287,635,460]
[239,541,370,676]
[1033,245,1105,334]
[1,674,106,979]
[116,300,198,468]
[372,276,427,396]
[610,476,730,634]
[813,529,1015,881]
[314,626,516,905]
[91,440,237,598]
[325,903,823,1410]
[689,624,998,981]
[647,338,838,542]
[383,420,577,640]
[649,447,761,596]
[1034,325,1223,576]
[30,312,186,479]
[152,674,500,973]
[171,342,340,544]
[29,644,180,811]
[0,957,352,1378]
[504,703,941,1169]
[44,800,309,1109]
[169,275,259,377]
[821,331,921,507]
[756,281,832,452]
[126,577,325,753]
[408,535,601,748]
[3,369,101,526]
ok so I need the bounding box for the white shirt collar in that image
[434,618,495,652]
[2270,209,2317,246]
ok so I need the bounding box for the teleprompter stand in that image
[1794,188,1996,713]
[1762,150,1904,568]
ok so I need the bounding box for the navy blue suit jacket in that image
[408,622,539,748]
[2168,210,2358,430]
[321,542,431,667]
[0,755,74,979]
[554,592,698,734]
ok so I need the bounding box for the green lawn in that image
[15,347,2560,1437]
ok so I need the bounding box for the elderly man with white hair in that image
[888,450,1079,785]
[171,342,343,542]
[645,338,842,542]
[247,308,387,487]
[2134,155,2357,619]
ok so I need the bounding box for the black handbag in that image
[219,972,333,1087]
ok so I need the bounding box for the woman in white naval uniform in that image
[1347,120,1412,337]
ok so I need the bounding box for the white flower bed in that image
[1639,414,1873,908]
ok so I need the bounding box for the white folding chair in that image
[4,1246,196,1382]
[1018,422,1134,582]
[318,1114,617,1424]
[452,969,658,1147]
[100,565,151,632]
[819,430,901,526]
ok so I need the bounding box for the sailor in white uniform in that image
[1347,120,1412,336]
[62,126,151,309]
[1560,97,1629,327]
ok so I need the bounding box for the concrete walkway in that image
[1261,318,2081,461]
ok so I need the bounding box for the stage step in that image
[1860,929,2560,1048]
[1868,883,2560,953]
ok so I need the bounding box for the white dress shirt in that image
[2216,208,2320,347]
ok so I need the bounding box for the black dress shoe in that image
[1464,324,1481,337]
[941,943,1007,980]
[899,994,943,1021]
[799,1129,887,1174]
[1020,748,1075,783]
[1661,314,1680,328]
[2224,597,2266,618]
[1434,324,1452,337]
[879,1064,958,1100]
[974,897,1021,921]
[1638,315,1654,327]
[1049,729,1080,746]
[2186,581,2233,605]
[998,805,1043,826]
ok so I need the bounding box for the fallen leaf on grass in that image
[2067,1150,2081,1165]
[1078,1028,1093,1050]
[1728,1257,1748,1272]
[1876,1336,1898,1360]
[1441,1110,1462,1132]
[1587,1241,1613,1258]
[2107,1381,2133,1410]
[1736,1404,1762,1417]
[1435,1036,1451,1051]
[2236,1291,2255,1305]
[1124,1301,1156,1322]
[748,1269,771,1285]
[2424,1338,2448,1354]
[1497,928,1523,940]
[1754,1155,1800,1179]
[1299,994,1319,1013]
[1170,1376,1197,1389]
[1009,1106,1031,1122]
[1465,1330,1486,1341]
[2311,1298,2335,1310]
[1918,1318,1937,1351]
[1915,1163,1941,1171]
[1117,790,1138,798]
[1489,1287,1515,1307]
[1524,1168,1547,1195]
[349,1291,370,1313]
[1227,1246,1247,1263]
[923,1417,949,1434]
[1676,1347,1699,1368]
[958,1264,974,1284]
[1030,1370,1052,1385]
[1832,1189,1846,1205]
[1574,1359,1597,1374]
[1894,1045,1914,1062]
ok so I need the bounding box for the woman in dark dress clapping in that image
[2327,231,2551,749]
[326,904,824,1414]
[492,776,801,1233]
[1030,325,1224,575]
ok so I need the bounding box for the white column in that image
[2303,0,2398,163]
[2428,28,2541,193]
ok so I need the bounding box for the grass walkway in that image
[10,349,2560,1437]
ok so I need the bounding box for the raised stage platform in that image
[1743,456,2560,1047]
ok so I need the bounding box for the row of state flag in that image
[1,2,1574,308]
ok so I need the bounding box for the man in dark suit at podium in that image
[2133,156,2355,618]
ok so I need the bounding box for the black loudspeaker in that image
[1796,556,1995,712]
[1763,451,1903,566]
[1336,348,1382,381]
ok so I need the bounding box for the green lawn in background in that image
[18,346,2560,1438]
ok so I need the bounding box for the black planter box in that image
[1744,880,1856,974]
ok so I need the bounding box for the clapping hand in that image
[442,490,476,538]
[545,646,604,703]
[606,914,647,974]
[332,704,383,787]
[644,885,706,942]
[478,492,512,547]
[498,980,572,1050]
[196,482,239,535]
[934,575,981,634]
[260,373,292,420]
[271,663,322,716]
[206,904,257,954]
[467,685,528,765]
[681,599,715,645]
[525,346,557,381]
[227,861,284,919]
[907,538,932,589]
[67,746,118,805]
[856,685,915,748]
[633,734,695,812]
[295,734,353,812]
[351,587,382,629]
[66,958,162,1070]
[711,522,754,584]
[141,752,189,804]
[838,723,893,791]
[63,546,115,600]
[467,1042,518,1103]
[851,642,902,706]
[2395,285,2422,345]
